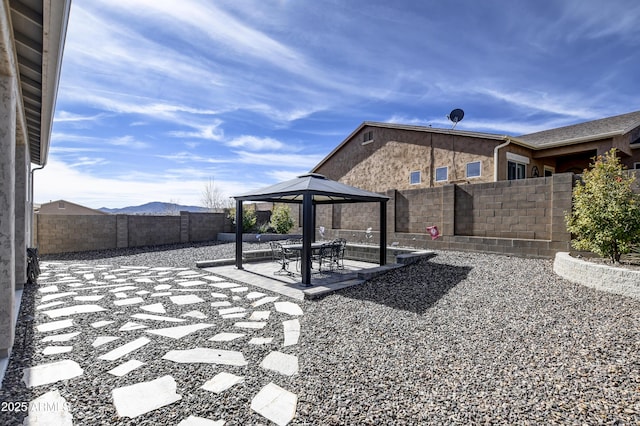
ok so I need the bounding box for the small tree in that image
[270,204,294,234]
[566,149,640,262]
[201,178,226,211]
[163,199,181,216]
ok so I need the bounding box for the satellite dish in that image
[447,108,464,129]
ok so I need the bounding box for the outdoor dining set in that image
[269,238,347,276]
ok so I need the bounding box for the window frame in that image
[506,152,530,180]
[362,131,374,145]
[409,171,421,185]
[435,166,448,183]
[544,165,555,177]
[465,161,482,179]
[507,161,526,180]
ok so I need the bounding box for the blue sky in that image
[35,0,640,208]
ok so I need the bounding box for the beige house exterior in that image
[312,110,640,192]
[0,0,70,362]
[38,199,109,215]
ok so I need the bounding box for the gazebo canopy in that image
[232,173,389,286]
[234,173,389,204]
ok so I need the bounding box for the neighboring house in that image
[38,200,110,215]
[312,110,640,192]
[0,1,71,362]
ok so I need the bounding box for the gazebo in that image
[233,173,390,286]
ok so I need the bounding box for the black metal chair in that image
[331,238,347,270]
[270,242,296,275]
[312,243,335,272]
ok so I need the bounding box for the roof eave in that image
[513,130,626,151]
[38,0,72,166]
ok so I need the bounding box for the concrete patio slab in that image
[202,259,381,300]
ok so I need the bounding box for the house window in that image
[435,166,448,182]
[58,201,66,209]
[508,161,526,180]
[634,162,640,169]
[410,171,421,185]
[466,161,481,178]
[544,166,555,177]
[362,131,374,145]
[506,152,530,180]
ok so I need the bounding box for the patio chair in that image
[270,242,296,275]
[312,243,335,273]
[330,238,347,270]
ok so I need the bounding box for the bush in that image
[566,149,640,262]
[270,204,295,234]
[228,207,257,233]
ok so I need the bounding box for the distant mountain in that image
[98,202,209,215]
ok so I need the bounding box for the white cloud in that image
[233,150,322,169]
[169,122,225,141]
[34,158,250,208]
[156,152,229,164]
[109,135,150,149]
[227,135,285,151]
[68,157,109,168]
[55,111,108,122]
[265,170,307,182]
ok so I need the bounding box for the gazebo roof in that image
[234,173,389,204]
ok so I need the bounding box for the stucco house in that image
[1,1,71,364]
[312,110,640,192]
[38,199,109,215]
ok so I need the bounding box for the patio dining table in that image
[282,241,344,273]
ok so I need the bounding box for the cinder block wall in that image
[186,212,233,242]
[128,215,181,247]
[36,172,637,258]
[322,173,577,258]
[36,215,117,254]
[37,212,231,254]
[454,177,552,240]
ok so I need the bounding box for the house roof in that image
[234,173,389,204]
[3,0,72,165]
[39,199,109,215]
[515,110,640,148]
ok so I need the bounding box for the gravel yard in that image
[3,242,639,424]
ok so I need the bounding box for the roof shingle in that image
[516,110,640,147]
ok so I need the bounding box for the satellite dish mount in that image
[447,108,464,129]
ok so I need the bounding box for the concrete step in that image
[303,279,366,299]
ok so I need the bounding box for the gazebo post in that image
[311,204,316,243]
[379,200,387,266]
[235,199,243,270]
[301,193,313,286]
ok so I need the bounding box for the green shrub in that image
[566,149,640,262]
[257,222,274,234]
[270,204,294,234]
[228,207,257,233]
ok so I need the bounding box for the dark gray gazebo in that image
[233,173,389,286]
